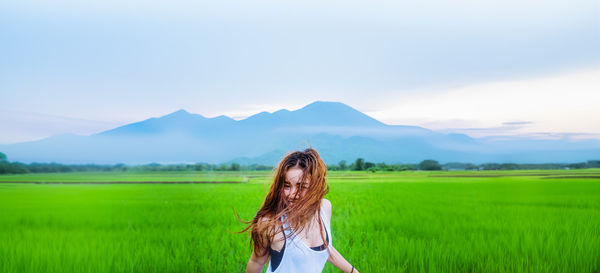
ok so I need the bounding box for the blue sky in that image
[1,0,599,144]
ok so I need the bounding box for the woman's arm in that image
[245,249,269,273]
[328,246,359,273]
[245,217,270,273]
[322,199,360,273]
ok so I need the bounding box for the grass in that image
[0,170,599,272]
[0,171,257,183]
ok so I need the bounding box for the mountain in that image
[1,101,599,165]
[96,109,236,137]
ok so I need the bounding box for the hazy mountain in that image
[1,101,599,165]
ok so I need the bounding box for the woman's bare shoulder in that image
[258,214,284,228]
[256,215,283,244]
[257,214,279,227]
[322,198,332,219]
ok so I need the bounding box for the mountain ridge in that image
[1,101,598,164]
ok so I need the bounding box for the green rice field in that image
[0,169,599,273]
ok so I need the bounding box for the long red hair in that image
[236,148,330,256]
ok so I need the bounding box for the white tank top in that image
[266,206,332,273]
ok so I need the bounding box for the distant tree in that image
[481,163,501,170]
[0,161,29,174]
[397,164,417,171]
[443,162,467,170]
[327,164,339,171]
[113,163,127,171]
[418,159,442,170]
[218,163,228,171]
[587,160,600,168]
[352,158,365,171]
[249,164,272,171]
[384,165,396,172]
[464,163,479,170]
[141,163,161,171]
[0,158,7,174]
[165,164,180,171]
[500,163,519,170]
[568,162,586,169]
[364,162,375,170]
[196,164,205,171]
[230,163,241,171]
[338,160,348,171]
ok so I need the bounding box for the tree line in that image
[0,152,272,174]
[330,158,600,172]
[1,152,599,174]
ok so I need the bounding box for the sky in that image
[1,0,599,144]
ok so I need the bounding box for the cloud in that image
[0,109,123,144]
[368,68,600,138]
[435,122,532,137]
[480,132,600,141]
[502,121,534,126]
[1,0,598,143]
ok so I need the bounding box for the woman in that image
[240,148,359,273]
